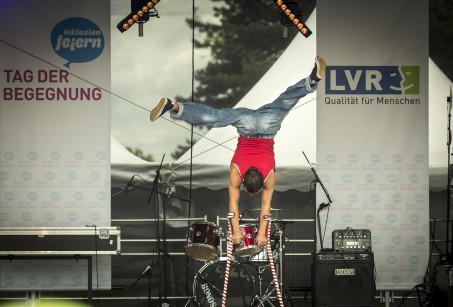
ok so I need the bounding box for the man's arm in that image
[256,170,275,247]
[229,166,243,244]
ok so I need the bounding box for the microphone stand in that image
[123,156,192,305]
[129,265,154,307]
[163,250,222,305]
[303,152,332,251]
[145,154,192,306]
[147,154,165,306]
[447,87,452,261]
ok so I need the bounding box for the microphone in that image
[142,265,152,275]
[123,175,135,193]
[319,203,330,210]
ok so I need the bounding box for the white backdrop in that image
[0,0,111,290]
[317,0,429,289]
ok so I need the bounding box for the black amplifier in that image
[315,251,373,262]
[332,228,372,252]
[312,251,375,306]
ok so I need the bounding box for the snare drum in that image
[249,247,279,265]
[233,224,263,257]
[185,222,220,261]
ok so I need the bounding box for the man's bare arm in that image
[256,170,275,246]
[229,166,243,244]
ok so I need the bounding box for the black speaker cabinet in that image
[311,251,376,307]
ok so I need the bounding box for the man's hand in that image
[255,232,267,247]
[231,231,243,245]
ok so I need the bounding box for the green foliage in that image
[126,147,154,162]
[171,138,197,160]
[430,0,453,80]
[170,1,314,160]
[167,0,452,161]
[176,0,315,108]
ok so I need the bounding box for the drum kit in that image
[184,209,294,307]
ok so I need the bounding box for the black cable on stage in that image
[2,24,432,188]
[0,38,310,183]
[189,0,195,208]
[0,9,437,169]
[0,38,241,157]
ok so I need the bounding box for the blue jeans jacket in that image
[171,76,317,136]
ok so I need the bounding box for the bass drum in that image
[193,258,256,307]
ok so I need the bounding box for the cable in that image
[0,16,438,170]
[0,38,312,184]
[240,209,259,222]
[186,0,196,298]
[94,225,100,307]
[0,39,248,162]
[0,39,147,113]
[86,224,101,307]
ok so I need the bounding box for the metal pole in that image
[447,87,452,259]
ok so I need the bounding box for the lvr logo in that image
[326,66,419,94]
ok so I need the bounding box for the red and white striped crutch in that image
[221,212,235,307]
[265,216,285,307]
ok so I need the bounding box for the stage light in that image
[116,0,161,36]
[274,0,312,38]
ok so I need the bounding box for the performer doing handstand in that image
[150,56,326,248]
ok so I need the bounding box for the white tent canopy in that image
[112,11,451,193]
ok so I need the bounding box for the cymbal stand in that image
[254,284,276,306]
[274,221,294,306]
[252,262,276,306]
[256,265,267,297]
[274,222,285,294]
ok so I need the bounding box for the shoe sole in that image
[150,98,167,122]
[316,56,326,79]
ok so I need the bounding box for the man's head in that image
[243,166,264,195]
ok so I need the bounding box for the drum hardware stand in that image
[275,221,292,306]
[218,227,225,256]
[220,213,235,307]
[251,265,275,307]
[254,282,277,306]
[263,217,285,307]
[252,220,294,307]
[256,265,267,297]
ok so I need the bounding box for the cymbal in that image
[249,208,284,211]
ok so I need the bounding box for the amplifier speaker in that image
[311,252,375,307]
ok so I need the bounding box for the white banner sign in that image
[0,0,111,290]
[317,0,429,289]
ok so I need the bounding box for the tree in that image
[170,1,315,160]
[171,138,199,160]
[169,0,452,161]
[176,0,315,108]
[430,0,453,81]
[126,147,154,162]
